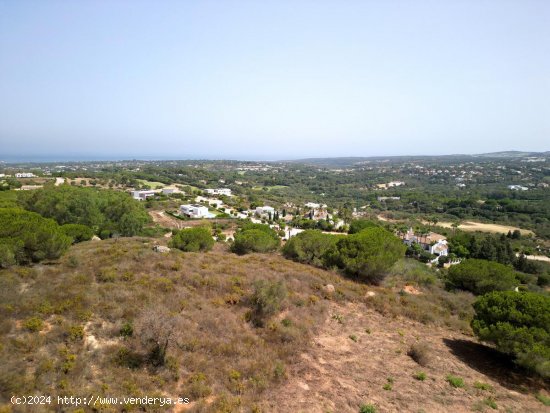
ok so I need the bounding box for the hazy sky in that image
[0,0,548,161]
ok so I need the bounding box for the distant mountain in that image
[283,151,549,167]
[473,151,550,158]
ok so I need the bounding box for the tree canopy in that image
[231,224,280,255]
[0,208,71,267]
[169,227,214,252]
[324,227,405,284]
[282,230,342,267]
[446,259,518,295]
[472,291,550,378]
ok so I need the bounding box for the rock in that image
[365,291,376,298]
[324,284,335,293]
[153,245,171,253]
[91,235,101,241]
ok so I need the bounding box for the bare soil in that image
[264,302,548,413]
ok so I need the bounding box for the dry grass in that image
[0,239,547,412]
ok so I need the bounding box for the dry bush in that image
[408,341,433,367]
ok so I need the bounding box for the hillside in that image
[0,238,548,412]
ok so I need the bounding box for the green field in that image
[136,179,165,189]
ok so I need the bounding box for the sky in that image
[0,0,549,161]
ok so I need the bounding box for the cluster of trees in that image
[231,223,280,255]
[448,232,516,265]
[445,255,549,377]
[17,186,149,238]
[0,208,72,267]
[283,227,405,284]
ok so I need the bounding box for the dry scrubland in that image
[0,239,548,412]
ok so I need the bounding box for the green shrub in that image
[68,325,84,341]
[231,227,279,255]
[282,230,341,266]
[359,403,377,413]
[323,227,405,284]
[120,321,134,337]
[473,381,493,391]
[446,374,465,388]
[483,397,497,409]
[169,227,214,252]
[248,280,287,327]
[446,259,518,295]
[60,224,94,243]
[23,316,43,332]
[471,291,550,378]
[535,392,550,406]
[413,372,426,381]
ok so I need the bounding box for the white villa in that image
[179,204,212,218]
[205,188,232,196]
[508,185,528,191]
[305,202,321,209]
[400,228,449,257]
[15,172,36,178]
[131,190,158,201]
[256,206,275,217]
[161,187,180,195]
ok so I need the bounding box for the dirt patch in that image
[436,221,533,236]
[264,302,547,412]
[149,210,187,229]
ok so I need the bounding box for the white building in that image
[256,206,275,217]
[205,188,232,196]
[305,202,321,209]
[508,185,528,191]
[162,187,180,195]
[15,172,36,178]
[180,204,211,218]
[388,181,405,187]
[131,190,158,201]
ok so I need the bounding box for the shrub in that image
[359,404,377,413]
[248,280,287,327]
[68,325,84,341]
[120,321,133,337]
[60,224,94,243]
[413,372,426,381]
[473,381,493,391]
[169,227,214,252]
[186,373,212,398]
[23,316,43,332]
[408,342,432,367]
[231,228,279,255]
[282,230,341,266]
[536,392,550,406]
[446,374,465,388]
[471,291,550,378]
[483,397,497,409]
[324,227,405,284]
[446,259,518,295]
